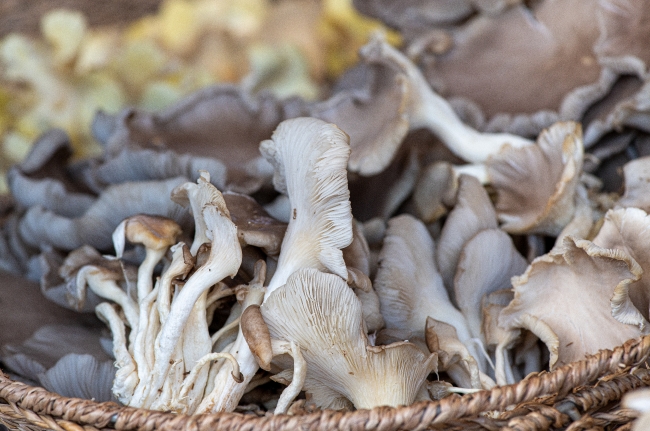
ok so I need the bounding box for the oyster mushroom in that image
[262,268,437,409]
[373,214,481,372]
[436,174,497,295]
[487,121,584,236]
[499,235,646,368]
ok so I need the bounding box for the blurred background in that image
[0,0,397,193]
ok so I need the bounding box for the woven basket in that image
[1,336,649,431]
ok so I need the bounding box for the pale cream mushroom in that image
[487,121,584,236]
[592,208,650,325]
[436,174,497,295]
[373,214,481,372]
[259,117,353,294]
[481,290,520,386]
[112,214,182,302]
[359,33,533,164]
[262,268,437,409]
[499,235,646,368]
[425,317,492,390]
[454,228,528,342]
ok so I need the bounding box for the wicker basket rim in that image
[1,335,649,431]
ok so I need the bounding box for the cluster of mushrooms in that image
[3,0,650,417]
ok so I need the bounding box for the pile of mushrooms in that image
[3,1,650,417]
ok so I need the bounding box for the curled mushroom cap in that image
[260,117,353,293]
[262,268,437,410]
[499,235,645,368]
[487,121,584,236]
[592,208,650,324]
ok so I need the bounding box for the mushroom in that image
[222,191,287,257]
[239,303,307,414]
[498,235,646,368]
[259,117,353,294]
[358,33,533,164]
[262,268,437,409]
[112,214,182,302]
[373,214,481,373]
[453,228,528,342]
[343,219,384,333]
[592,208,650,324]
[436,174,497,295]
[481,289,520,386]
[17,176,192,251]
[93,86,304,194]
[487,121,584,236]
[136,174,242,410]
[617,156,650,212]
[425,317,491,390]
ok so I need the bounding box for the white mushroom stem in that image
[197,290,265,413]
[360,33,533,164]
[132,287,159,385]
[272,339,307,415]
[157,243,193,325]
[95,303,137,405]
[178,352,243,403]
[143,203,241,407]
[76,266,139,329]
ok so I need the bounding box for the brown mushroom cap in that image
[223,192,287,257]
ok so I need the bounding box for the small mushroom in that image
[374,214,480,367]
[112,214,182,302]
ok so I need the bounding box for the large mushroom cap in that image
[499,235,645,368]
[262,268,437,410]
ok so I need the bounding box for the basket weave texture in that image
[1,336,649,431]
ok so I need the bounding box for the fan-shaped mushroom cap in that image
[436,175,497,294]
[262,268,437,409]
[260,117,353,294]
[617,156,650,212]
[374,214,478,362]
[593,208,650,324]
[499,235,646,368]
[454,228,528,341]
[487,121,584,236]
